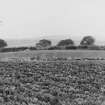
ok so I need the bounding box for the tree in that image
[80,36,95,46]
[57,39,74,48]
[36,39,52,49]
[0,39,7,48]
[39,39,51,47]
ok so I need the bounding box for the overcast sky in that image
[0,0,105,44]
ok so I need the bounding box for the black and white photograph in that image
[0,0,105,105]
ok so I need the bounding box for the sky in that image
[0,0,105,44]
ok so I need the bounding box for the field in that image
[1,50,105,60]
[0,50,105,105]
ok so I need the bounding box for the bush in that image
[0,47,28,52]
[66,45,77,50]
[78,45,88,49]
[48,46,60,50]
[28,47,36,50]
[87,45,101,50]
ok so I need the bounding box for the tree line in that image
[35,36,98,50]
[0,35,105,52]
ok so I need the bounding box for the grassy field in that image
[0,50,105,59]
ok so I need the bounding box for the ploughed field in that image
[0,61,105,105]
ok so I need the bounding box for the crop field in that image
[0,60,105,105]
[0,50,105,105]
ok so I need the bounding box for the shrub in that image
[66,45,77,49]
[0,47,28,52]
[48,46,60,50]
[28,47,36,50]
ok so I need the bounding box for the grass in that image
[0,50,105,59]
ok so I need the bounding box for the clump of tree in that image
[57,39,75,49]
[36,39,52,50]
[35,36,97,50]
[79,36,95,49]
[0,39,7,48]
[80,36,95,46]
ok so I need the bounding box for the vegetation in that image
[57,39,74,48]
[0,47,28,52]
[36,39,52,49]
[0,39,7,48]
[1,36,105,105]
[80,36,95,46]
[0,60,105,105]
[0,35,105,52]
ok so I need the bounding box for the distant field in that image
[0,50,105,59]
